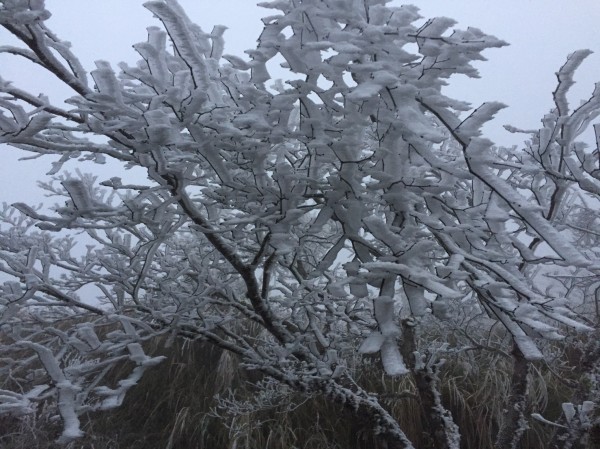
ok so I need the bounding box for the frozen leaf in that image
[380,340,409,376]
[562,402,576,424]
[374,295,399,337]
[432,298,450,320]
[358,331,385,354]
[62,179,93,211]
[403,283,428,317]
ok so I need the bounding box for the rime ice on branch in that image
[0,0,599,447]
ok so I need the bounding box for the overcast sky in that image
[1,0,600,206]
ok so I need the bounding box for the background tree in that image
[0,1,598,448]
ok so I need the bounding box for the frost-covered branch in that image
[1,0,599,447]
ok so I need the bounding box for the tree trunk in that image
[493,341,530,449]
[327,380,417,449]
[400,319,460,449]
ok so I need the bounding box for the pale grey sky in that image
[1,1,599,205]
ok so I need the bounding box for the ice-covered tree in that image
[0,1,599,447]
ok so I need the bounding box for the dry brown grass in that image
[0,328,588,449]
